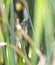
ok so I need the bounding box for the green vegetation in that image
[0,0,55,65]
